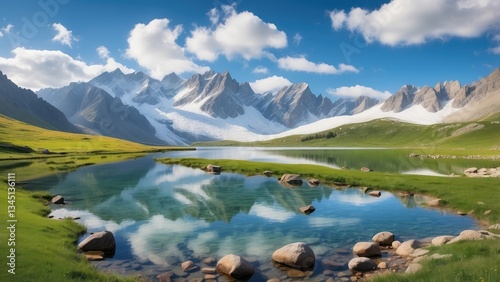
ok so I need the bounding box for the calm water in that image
[25,151,480,281]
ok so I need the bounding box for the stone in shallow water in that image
[272,242,315,270]
[203,257,217,266]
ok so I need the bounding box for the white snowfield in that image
[260,101,461,141]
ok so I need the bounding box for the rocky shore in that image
[409,153,500,160]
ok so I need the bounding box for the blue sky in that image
[0,0,499,100]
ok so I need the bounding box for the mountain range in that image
[0,68,499,146]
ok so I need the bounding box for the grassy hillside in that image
[0,114,161,156]
[194,117,500,154]
[0,114,191,180]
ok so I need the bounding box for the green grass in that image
[193,118,500,155]
[0,114,192,181]
[371,240,500,282]
[0,182,140,281]
[0,114,174,158]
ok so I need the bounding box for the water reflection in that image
[162,147,500,175]
[27,155,479,280]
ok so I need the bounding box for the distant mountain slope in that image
[37,83,167,145]
[0,71,79,133]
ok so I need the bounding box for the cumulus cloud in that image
[96,46,110,59]
[0,47,134,90]
[186,5,287,61]
[326,85,391,100]
[126,18,209,79]
[252,65,269,74]
[278,56,359,74]
[329,0,500,46]
[52,23,76,47]
[250,75,292,93]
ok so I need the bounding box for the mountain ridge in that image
[0,71,80,134]
[0,67,495,145]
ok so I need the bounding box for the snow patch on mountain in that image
[255,101,462,141]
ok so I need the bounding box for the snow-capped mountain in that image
[32,68,500,145]
[78,69,376,144]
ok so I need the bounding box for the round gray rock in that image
[348,257,377,272]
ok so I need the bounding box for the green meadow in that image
[194,114,500,155]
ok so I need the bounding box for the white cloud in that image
[208,8,219,25]
[0,47,134,90]
[252,65,269,74]
[329,0,500,46]
[126,18,209,79]
[327,85,391,100]
[0,31,2,37]
[186,5,287,62]
[52,23,76,47]
[330,10,347,30]
[491,34,500,54]
[2,24,14,34]
[96,46,110,59]
[278,56,359,74]
[293,33,302,45]
[250,75,292,93]
[249,204,294,222]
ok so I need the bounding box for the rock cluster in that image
[344,228,500,280]
[464,167,500,177]
[409,154,500,160]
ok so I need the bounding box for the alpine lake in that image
[23,147,498,281]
